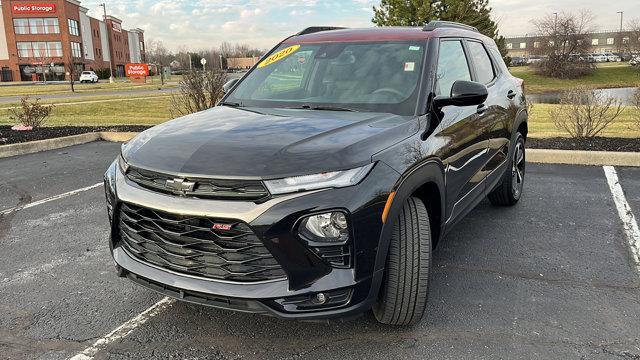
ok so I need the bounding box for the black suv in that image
[104,22,528,325]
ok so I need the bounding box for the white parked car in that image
[603,53,621,62]
[590,54,607,63]
[79,71,99,83]
[631,56,640,66]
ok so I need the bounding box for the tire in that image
[373,197,431,326]
[488,133,526,206]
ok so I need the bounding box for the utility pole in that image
[100,3,114,83]
[553,12,558,33]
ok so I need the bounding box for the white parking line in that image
[69,297,175,360]
[604,166,640,273]
[0,183,102,216]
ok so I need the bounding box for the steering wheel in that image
[372,88,405,101]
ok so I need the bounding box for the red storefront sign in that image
[125,64,149,77]
[12,3,57,14]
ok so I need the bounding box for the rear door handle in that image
[477,104,487,114]
[507,90,517,99]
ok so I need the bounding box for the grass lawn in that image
[1,96,638,138]
[0,96,173,126]
[509,65,640,94]
[0,78,178,98]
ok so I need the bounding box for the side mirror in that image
[223,78,239,93]
[434,80,488,108]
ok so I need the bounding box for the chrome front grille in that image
[126,167,270,201]
[118,203,286,282]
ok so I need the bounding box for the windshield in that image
[225,41,426,115]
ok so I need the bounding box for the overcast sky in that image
[83,0,640,51]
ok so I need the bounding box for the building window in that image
[17,42,62,58]
[13,19,29,34]
[534,41,540,48]
[519,42,526,49]
[14,18,60,34]
[592,38,599,45]
[71,42,82,58]
[607,38,614,45]
[68,19,80,36]
[623,37,630,44]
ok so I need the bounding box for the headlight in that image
[118,154,129,174]
[105,159,117,195]
[104,159,117,221]
[263,163,374,195]
[299,211,349,243]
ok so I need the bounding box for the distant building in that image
[226,57,260,70]
[0,0,146,82]
[505,30,639,57]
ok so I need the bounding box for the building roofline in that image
[105,15,122,23]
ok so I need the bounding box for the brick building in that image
[0,0,145,82]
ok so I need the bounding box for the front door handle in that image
[477,104,488,114]
[507,90,517,99]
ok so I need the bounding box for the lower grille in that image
[118,203,286,282]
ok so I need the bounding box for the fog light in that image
[316,293,327,304]
[299,211,349,243]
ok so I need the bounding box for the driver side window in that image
[436,40,472,97]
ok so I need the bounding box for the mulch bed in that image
[1,126,639,152]
[0,125,152,145]
[528,137,640,152]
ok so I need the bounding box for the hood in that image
[122,106,418,179]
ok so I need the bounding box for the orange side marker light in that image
[381,191,396,224]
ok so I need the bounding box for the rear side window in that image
[467,41,495,84]
[436,40,471,96]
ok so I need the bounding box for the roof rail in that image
[423,21,479,33]
[296,26,346,36]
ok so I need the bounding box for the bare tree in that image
[146,39,174,85]
[631,87,640,131]
[170,69,226,117]
[627,19,640,55]
[532,10,595,79]
[551,87,625,138]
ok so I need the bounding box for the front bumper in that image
[106,161,400,320]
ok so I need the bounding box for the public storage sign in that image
[126,64,149,77]
[13,3,56,14]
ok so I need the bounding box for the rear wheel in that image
[488,133,525,206]
[373,197,431,326]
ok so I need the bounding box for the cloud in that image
[85,0,640,51]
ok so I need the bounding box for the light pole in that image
[100,3,115,83]
[617,11,624,54]
[553,12,558,33]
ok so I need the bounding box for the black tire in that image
[488,133,526,206]
[373,197,431,326]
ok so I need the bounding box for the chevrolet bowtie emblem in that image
[165,178,196,193]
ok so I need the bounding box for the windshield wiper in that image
[289,104,358,112]
[219,101,242,108]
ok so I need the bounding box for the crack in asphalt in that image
[0,183,32,241]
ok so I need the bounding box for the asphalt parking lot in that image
[1,141,639,360]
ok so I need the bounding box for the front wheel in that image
[488,133,526,206]
[373,197,431,326]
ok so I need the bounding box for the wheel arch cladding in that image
[515,110,529,140]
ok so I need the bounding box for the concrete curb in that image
[528,149,640,167]
[1,132,639,167]
[0,131,136,159]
